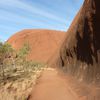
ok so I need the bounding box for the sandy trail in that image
[29,68,79,100]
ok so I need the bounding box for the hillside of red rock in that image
[54,0,100,82]
[7,29,65,63]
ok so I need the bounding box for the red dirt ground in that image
[29,68,78,100]
[7,29,65,63]
[29,68,100,100]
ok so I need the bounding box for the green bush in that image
[0,42,44,82]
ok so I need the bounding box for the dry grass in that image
[0,62,46,100]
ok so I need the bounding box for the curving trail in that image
[29,68,79,100]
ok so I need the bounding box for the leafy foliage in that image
[0,41,45,100]
[0,43,14,57]
[17,43,30,59]
[0,42,14,79]
[0,42,44,82]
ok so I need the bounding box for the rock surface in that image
[8,29,65,63]
[55,0,100,82]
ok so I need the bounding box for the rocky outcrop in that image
[56,0,100,82]
[8,29,65,63]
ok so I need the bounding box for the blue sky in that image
[0,0,83,41]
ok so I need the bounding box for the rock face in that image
[8,29,65,63]
[56,0,100,82]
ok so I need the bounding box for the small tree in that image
[17,43,30,71]
[0,42,14,79]
[18,43,30,59]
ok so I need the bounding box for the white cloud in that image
[0,9,51,27]
[0,0,67,24]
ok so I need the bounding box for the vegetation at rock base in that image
[0,41,46,100]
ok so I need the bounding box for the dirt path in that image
[29,68,79,100]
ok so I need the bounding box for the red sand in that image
[29,68,100,100]
[8,29,65,63]
[29,69,78,100]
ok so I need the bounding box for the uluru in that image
[7,29,65,63]
[54,0,100,82]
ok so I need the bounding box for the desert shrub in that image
[0,42,46,100]
[0,42,14,79]
[0,42,44,83]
